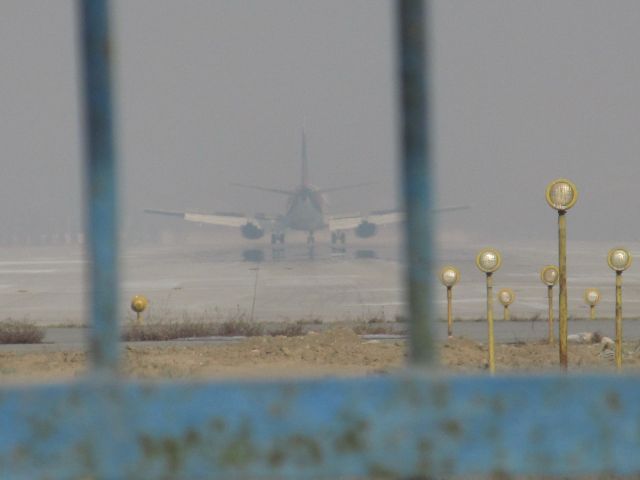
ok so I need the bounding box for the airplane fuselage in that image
[283,186,326,232]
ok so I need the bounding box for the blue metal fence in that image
[1,1,636,478]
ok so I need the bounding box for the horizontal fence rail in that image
[1,374,638,478]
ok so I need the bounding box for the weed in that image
[352,322,399,335]
[0,319,45,344]
[122,322,217,342]
[270,323,304,337]
[216,319,264,337]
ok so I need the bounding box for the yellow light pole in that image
[131,295,148,324]
[607,248,632,370]
[583,288,601,321]
[497,288,515,321]
[439,266,460,338]
[476,248,502,374]
[540,265,559,344]
[546,179,578,370]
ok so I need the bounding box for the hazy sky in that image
[2,1,640,242]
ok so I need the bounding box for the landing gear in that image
[331,230,346,253]
[306,231,315,245]
[271,233,285,245]
[271,232,285,260]
[331,231,346,245]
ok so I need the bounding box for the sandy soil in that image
[0,328,635,383]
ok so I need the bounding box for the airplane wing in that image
[144,209,278,230]
[329,211,404,231]
[328,205,470,231]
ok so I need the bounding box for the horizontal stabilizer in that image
[144,209,184,218]
[430,205,471,213]
[230,183,294,196]
[319,182,376,194]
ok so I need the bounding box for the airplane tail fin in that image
[301,128,309,187]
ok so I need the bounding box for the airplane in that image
[145,132,469,248]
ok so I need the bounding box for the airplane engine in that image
[355,221,377,238]
[241,222,264,239]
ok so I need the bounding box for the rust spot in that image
[492,469,513,480]
[184,428,200,446]
[218,427,258,467]
[334,418,368,453]
[268,448,285,467]
[431,383,450,408]
[416,438,432,472]
[268,435,322,467]
[162,438,182,472]
[209,418,226,432]
[138,430,202,474]
[441,419,463,438]
[368,462,396,478]
[287,435,322,465]
[605,391,621,412]
[491,397,506,414]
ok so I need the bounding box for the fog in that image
[1,1,640,244]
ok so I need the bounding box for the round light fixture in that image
[540,265,559,286]
[476,248,502,273]
[498,288,515,306]
[131,294,148,313]
[584,288,600,307]
[608,247,632,272]
[440,266,460,288]
[545,178,578,211]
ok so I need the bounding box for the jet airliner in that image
[145,132,468,247]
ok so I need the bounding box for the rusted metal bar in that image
[616,270,623,369]
[547,285,554,344]
[398,0,435,365]
[3,375,640,478]
[558,211,568,369]
[446,286,453,337]
[79,0,120,374]
[486,273,495,373]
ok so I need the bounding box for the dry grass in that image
[215,319,264,337]
[121,322,218,342]
[269,323,304,337]
[122,319,268,342]
[352,321,400,335]
[0,320,45,344]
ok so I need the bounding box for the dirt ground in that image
[0,327,635,383]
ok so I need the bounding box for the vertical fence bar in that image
[79,0,120,374]
[397,0,434,365]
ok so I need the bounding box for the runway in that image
[0,234,639,332]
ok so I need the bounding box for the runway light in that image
[476,248,501,273]
[439,266,460,338]
[440,266,459,288]
[540,265,559,344]
[546,178,578,369]
[540,265,559,287]
[607,247,632,369]
[497,288,515,321]
[476,248,501,374]
[584,288,600,321]
[131,295,148,324]
[608,248,632,272]
[545,179,578,211]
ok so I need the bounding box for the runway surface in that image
[0,234,640,333]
